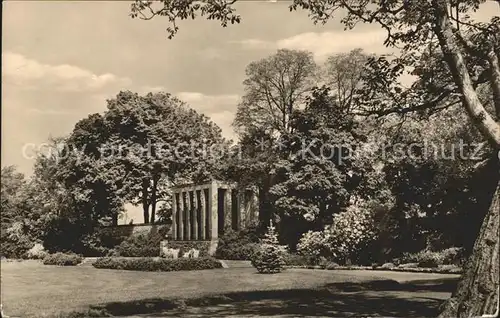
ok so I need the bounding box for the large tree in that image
[103,91,227,223]
[1,166,26,230]
[270,87,376,247]
[60,91,228,224]
[234,49,317,136]
[57,114,125,226]
[321,48,373,113]
[130,0,500,316]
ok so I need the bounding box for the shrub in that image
[398,263,419,269]
[418,256,440,268]
[398,252,419,264]
[441,247,465,265]
[325,262,340,270]
[215,226,260,260]
[251,244,286,274]
[1,222,36,259]
[324,204,378,264]
[113,232,163,257]
[283,253,310,266]
[381,262,396,269]
[297,203,378,266]
[317,257,336,269]
[43,252,83,266]
[80,232,114,257]
[42,217,89,254]
[217,242,258,260]
[397,249,458,268]
[251,221,286,274]
[26,243,48,259]
[296,230,328,264]
[92,257,222,272]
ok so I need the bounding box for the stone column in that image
[224,188,232,230]
[209,181,218,240]
[192,190,198,240]
[178,192,184,240]
[238,190,245,229]
[251,189,259,222]
[172,190,177,240]
[185,191,191,240]
[245,188,259,225]
[200,189,206,240]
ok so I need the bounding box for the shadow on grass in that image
[63,277,458,317]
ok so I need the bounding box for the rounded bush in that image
[43,252,83,266]
[26,243,48,260]
[296,230,328,263]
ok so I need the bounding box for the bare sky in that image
[2,0,498,176]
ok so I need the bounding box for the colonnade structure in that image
[169,180,259,255]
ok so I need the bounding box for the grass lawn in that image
[1,260,460,317]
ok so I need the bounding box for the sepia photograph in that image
[1,0,499,317]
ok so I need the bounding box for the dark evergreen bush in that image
[113,232,163,257]
[250,221,286,274]
[215,226,260,260]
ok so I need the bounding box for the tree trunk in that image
[150,176,158,224]
[142,178,150,224]
[432,0,500,149]
[486,48,500,119]
[112,214,118,226]
[439,161,499,317]
[431,2,500,315]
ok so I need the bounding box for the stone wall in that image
[97,224,172,245]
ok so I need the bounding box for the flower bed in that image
[92,257,222,272]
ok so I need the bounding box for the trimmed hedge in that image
[92,257,223,272]
[43,252,83,266]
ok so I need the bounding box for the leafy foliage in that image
[397,247,466,267]
[56,91,228,225]
[296,230,328,264]
[324,204,378,264]
[112,232,164,257]
[1,222,37,259]
[215,226,260,260]
[234,49,317,135]
[43,252,83,266]
[130,0,241,39]
[297,201,379,265]
[26,243,48,260]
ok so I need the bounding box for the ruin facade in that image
[169,180,259,255]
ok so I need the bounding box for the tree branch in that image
[487,47,500,120]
